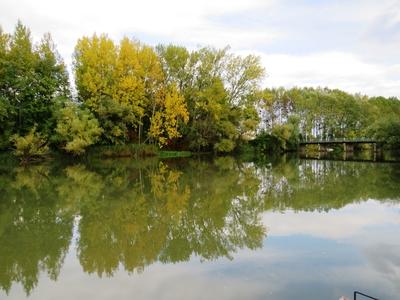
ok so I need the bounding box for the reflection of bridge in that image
[299,138,382,152]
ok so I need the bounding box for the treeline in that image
[1,22,399,159]
[0,22,263,159]
[255,87,400,151]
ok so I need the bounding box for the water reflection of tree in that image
[1,156,399,294]
[0,165,73,295]
[74,158,266,276]
[259,158,400,211]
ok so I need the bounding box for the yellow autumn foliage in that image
[149,85,189,146]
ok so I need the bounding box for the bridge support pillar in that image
[299,144,305,154]
[343,143,354,153]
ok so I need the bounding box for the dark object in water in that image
[353,291,379,300]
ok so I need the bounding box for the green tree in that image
[0,22,69,148]
[157,45,264,152]
[368,118,400,149]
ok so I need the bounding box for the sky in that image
[0,0,399,97]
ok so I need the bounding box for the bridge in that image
[299,138,382,152]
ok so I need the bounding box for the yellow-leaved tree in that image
[74,35,154,143]
[149,85,189,146]
[112,37,146,127]
[135,44,165,144]
[74,34,117,107]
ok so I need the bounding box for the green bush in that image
[251,132,282,153]
[214,139,235,153]
[11,126,49,162]
[53,103,103,155]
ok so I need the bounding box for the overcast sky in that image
[1,0,399,97]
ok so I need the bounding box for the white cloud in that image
[0,0,276,63]
[0,0,399,97]
[260,52,400,97]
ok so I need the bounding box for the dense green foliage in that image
[0,23,69,143]
[156,45,263,152]
[1,22,399,159]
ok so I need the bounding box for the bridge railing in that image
[300,137,379,144]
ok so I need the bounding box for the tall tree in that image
[149,84,189,146]
[74,35,166,144]
[0,22,69,149]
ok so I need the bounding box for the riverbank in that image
[86,144,191,159]
[3,139,400,166]
[1,144,193,166]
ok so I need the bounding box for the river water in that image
[0,155,399,300]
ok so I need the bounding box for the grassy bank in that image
[158,151,192,158]
[87,144,192,159]
[87,144,158,159]
[4,143,193,165]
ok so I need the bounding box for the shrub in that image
[251,132,282,153]
[11,126,49,163]
[53,103,103,155]
[214,139,235,153]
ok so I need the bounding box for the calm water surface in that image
[0,156,399,300]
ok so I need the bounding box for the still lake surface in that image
[0,155,399,300]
